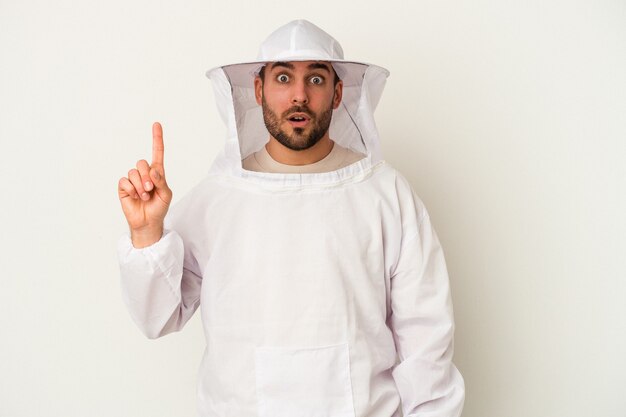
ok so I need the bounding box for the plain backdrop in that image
[1,1,624,416]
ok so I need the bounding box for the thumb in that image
[151,167,159,180]
[150,167,171,198]
[150,168,172,205]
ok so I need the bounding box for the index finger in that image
[152,122,164,167]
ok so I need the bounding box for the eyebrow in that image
[306,62,331,73]
[269,61,331,73]
[269,62,295,71]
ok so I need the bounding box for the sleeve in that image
[117,228,202,339]
[389,194,465,417]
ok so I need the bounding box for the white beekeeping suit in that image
[118,19,465,417]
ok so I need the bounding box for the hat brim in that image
[205,58,388,88]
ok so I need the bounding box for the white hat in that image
[205,19,387,87]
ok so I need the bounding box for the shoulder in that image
[372,161,415,193]
[164,174,226,227]
[374,162,429,225]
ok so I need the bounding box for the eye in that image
[310,76,324,85]
[276,74,290,83]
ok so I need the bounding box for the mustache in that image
[282,106,314,119]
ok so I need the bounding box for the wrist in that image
[130,224,164,248]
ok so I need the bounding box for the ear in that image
[332,79,343,109]
[254,76,263,106]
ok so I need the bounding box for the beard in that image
[261,93,334,151]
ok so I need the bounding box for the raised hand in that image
[118,122,173,248]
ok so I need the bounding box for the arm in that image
[117,228,202,339]
[389,190,465,416]
[116,122,201,339]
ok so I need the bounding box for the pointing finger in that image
[152,122,164,168]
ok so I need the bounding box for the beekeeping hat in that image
[205,20,390,176]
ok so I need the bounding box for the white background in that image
[1,1,624,416]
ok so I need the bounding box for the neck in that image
[265,135,334,165]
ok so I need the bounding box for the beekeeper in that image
[117,19,465,417]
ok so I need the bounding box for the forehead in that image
[266,60,333,73]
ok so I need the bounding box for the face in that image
[254,61,343,151]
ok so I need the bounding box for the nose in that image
[291,79,309,105]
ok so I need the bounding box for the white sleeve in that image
[389,210,465,417]
[117,229,202,339]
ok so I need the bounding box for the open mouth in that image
[287,113,311,128]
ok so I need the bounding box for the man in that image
[117,20,465,417]
[241,60,365,173]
